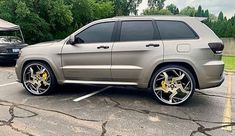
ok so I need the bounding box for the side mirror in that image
[68,35,75,45]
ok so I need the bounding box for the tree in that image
[218,11,224,21]
[148,0,165,9]
[195,5,203,17]
[113,0,142,16]
[166,4,179,15]
[204,10,209,18]
[143,8,172,15]
[180,6,196,16]
[0,0,115,44]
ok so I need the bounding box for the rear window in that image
[156,21,198,40]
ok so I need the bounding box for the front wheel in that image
[22,62,56,95]
[150,65,196,105]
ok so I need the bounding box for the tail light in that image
[208,43,224,54]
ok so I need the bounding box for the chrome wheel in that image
[23,63,51,95]
[153,67,194,105]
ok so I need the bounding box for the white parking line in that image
[73,86,112,102]
[0,82,18,87]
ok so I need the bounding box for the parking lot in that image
[0,63,234,136]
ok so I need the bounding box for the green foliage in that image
[166,4,179,15]
[179,5,235,38]
[223,56,235,70]
[143,8,172,15]
[180,6,196,16]
[112,0,142,16]
[0,0,116,44]
[195,5,203,17]
[148,0,165,9]
[218,11,224,21]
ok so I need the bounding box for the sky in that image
[138,0,235,18]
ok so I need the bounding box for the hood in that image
[27,40,61,48]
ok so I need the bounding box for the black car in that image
[0,19,28,62]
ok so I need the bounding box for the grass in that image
[223,55,235,71]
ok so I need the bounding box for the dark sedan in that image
[0,19,28,62]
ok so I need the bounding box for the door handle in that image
[146,44,160,47]
[97,46,109,49]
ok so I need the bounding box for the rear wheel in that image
[22,62,56,95]
[150,65,195,105]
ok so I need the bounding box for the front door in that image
[62,22,115,81]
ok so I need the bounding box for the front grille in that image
[7,49,13,53]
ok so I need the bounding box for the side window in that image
[156,21,198,40]
[75,22,115,43]
[120,21,157,41]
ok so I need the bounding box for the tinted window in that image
[76,22,114,43]
[156,21,198,40]
[120,21,156,41]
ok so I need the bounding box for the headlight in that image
[0,47,8,53]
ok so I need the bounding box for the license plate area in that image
[12,49,20,53]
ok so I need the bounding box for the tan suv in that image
[15,16,224,105]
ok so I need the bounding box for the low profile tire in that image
[22,62,56,95]
[150,65,196,105]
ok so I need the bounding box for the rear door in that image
[111,20,164,83]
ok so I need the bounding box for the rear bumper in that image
[197,60,225,89]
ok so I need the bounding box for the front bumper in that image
[0,53,19,61]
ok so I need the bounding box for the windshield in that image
[0,30,23,44]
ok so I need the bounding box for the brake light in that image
[208,43,224,54]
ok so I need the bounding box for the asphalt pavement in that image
[0,63,234,136]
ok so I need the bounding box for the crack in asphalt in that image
[195,91,235,100]
[107,97,234,136]
[0,99,101,136]
[100,121,108,136]
[0,103,37,136]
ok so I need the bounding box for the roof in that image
[95,15,207,23]
[0,18,19,31]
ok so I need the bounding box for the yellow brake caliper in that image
[161,80,167,92]
[42,72,47,81]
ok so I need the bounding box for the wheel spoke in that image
[173,70,179,76]
[156,77,165,81]
[177,84,189,94]
[184,81,190,89]
[163,72,169,82]
[174,73,185,81]
[30,67,34,78]
[42,80,50,86]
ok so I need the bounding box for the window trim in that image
[155,20,200,40]
[116,20,161,42]
[74,21,116,44]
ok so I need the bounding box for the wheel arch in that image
[148,62,199,89]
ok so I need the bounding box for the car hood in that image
[27,40,61,48]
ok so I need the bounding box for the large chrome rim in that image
[153,68,193,105]
[23,63,51,95]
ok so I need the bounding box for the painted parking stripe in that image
[222,73,233,131]
[73,86,112,102]
[0,82,18,87]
